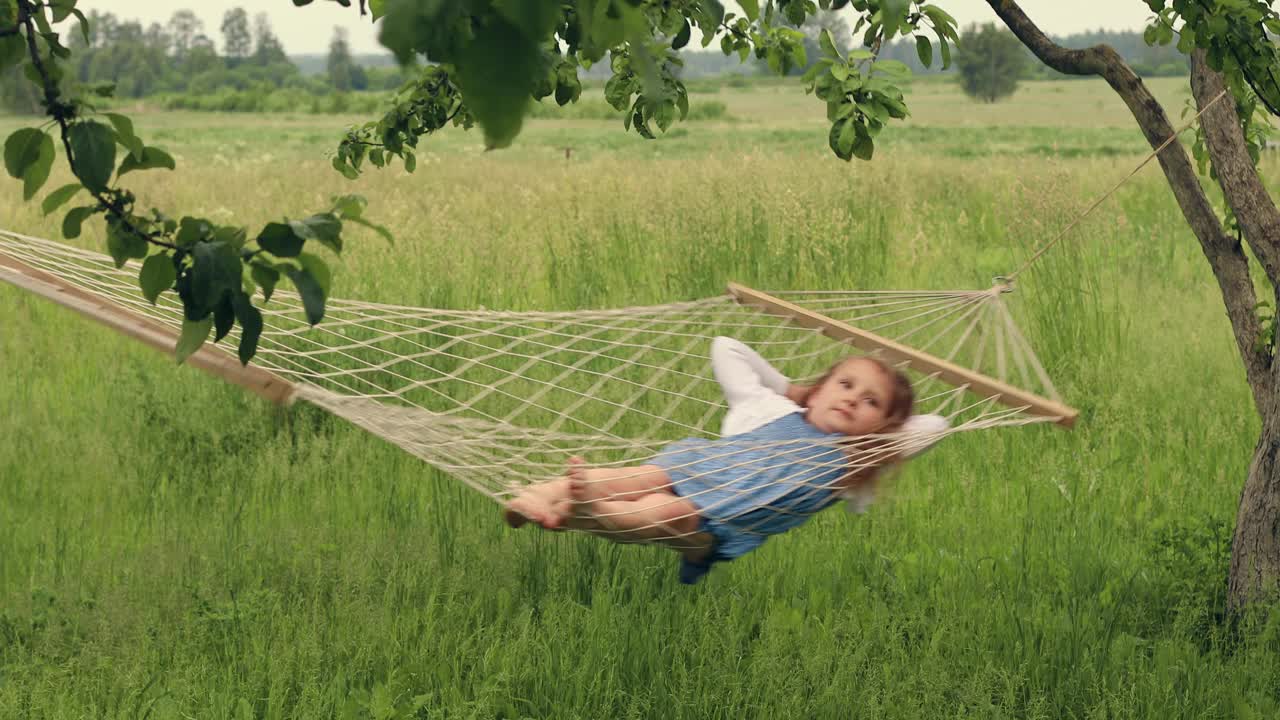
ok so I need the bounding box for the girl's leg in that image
[568,488,703,547]
[566,457,673,502]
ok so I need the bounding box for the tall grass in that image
[0,77,1277,718]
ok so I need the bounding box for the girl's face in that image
[805,358,894,436]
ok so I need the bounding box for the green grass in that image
[1,77,1279,719]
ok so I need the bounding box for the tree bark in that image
[1230,406,1280,607]
[985,1,1280,607]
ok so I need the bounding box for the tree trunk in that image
[1232,408,1280,607]
[986,1,1280,609]
[1188,50,1280,609]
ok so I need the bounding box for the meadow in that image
[1,75,1278,718]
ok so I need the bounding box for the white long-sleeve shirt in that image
[712,336,804,437]
[710,336,949,512]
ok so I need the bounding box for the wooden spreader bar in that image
[0,253,296,406]
[728,282,1078,428]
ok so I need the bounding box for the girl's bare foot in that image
[505,489,565,530]
[568,466,618,506]
[505,473,578,531]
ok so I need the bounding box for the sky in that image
[77,1,1156,56]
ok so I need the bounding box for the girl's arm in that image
[711,336,797,408]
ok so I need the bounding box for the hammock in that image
[0,229,1075,551]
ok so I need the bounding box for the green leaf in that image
[837,118,857,156]
[175,216,212,248]
[829,119,852,161]
[103,113,144,160]
[915,35,933,69]
[403,151,416,173]
[257,222,305,258]
[787,41,807,72]
[41,183,81,215]
[61,205,96,239]
[70,8,89,44]
[286,266,327,325]
[175,316,213,365]
[290,213,343,254]
[139,253,176,305]
[1177,24,1197,53]
[213,293,235,344]
[740,0,759,22]
[105,223,148,269]
[654,100,675,132]
[117,146,175,177]
[819,29,840,59]
[331,155,359,180]
[190,241,242,310]
[348,216,395,245]
[4,128,44,180]
[22,132,54,201]
[298,252,331,295]
[700,0,725,28]
[672,18,692,50]
[369,0,387,22]
[68,121,116,192]
[231,292,263,366]
[881,94,908,118]
[251,263,280,303]
[331,194,367,219]
[604,73,633,111]
[453,16,540,149]
[921,4,958,32]
[852,134,875,160]
[212,225,248,251]
[30,7,53,35]
[48,0,76,23]
[873,59,911,78]
[41,31,70,59]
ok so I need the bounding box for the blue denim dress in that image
[653,412,849,583]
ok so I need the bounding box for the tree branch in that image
[986,0,1272,410]
[16,0,174,252]
[1189,49,1280,406]
[1190,51,1280,282]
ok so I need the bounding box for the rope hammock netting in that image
[0,230,1072,548]
[0,90,1230,574]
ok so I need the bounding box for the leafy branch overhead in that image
[1,0,390,365]
[310,0,1280,173]
[319,0,959,175]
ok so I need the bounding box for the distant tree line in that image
[653,23,1192,80]
[0,7,413,113]
[1,10,1190,115]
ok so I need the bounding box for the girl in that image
[505,336,947,583]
